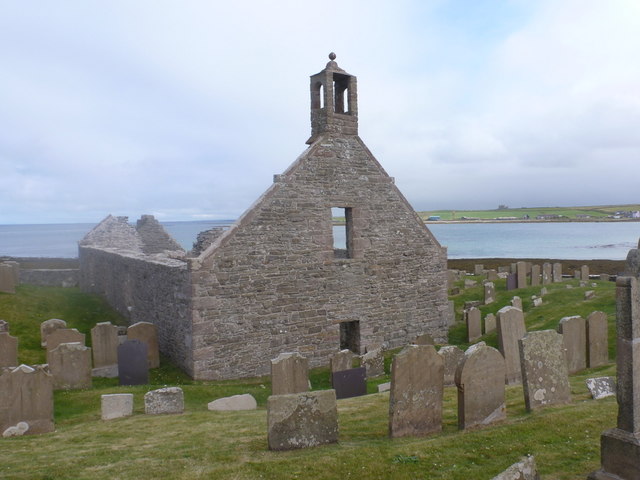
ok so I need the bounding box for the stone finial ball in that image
[329,52,336,60]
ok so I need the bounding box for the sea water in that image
[0,221,638,260]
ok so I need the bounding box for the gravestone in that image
[361,348,384,378]
[588,276,640,480]
[0,264,16,294]
[437,345,464,387]
[378,382,390,393]
[558,316,587,374]
[511,296,523,310]
[586,377,616,400]
[414,333,434,345]
[144,387,184,415]
[0,364,54,436]
[465,307,482,343]
[484,313,497,334]
[329,349,353,373]
[447,270,456,289]
[497,306,527,384]
[208,394,257,411]
[585,290,596,300]
[511,263,517,273]
[4,261,19,284]
[332,367,366,399]
[492,456,540,480]
[40,318,67,347]
[600,273,610,282]
[0,332,18,368]
[484,282,495,305]
[118,340,149,386]
[46,328,85,364]
[446,300,456,326]
[498,266,510,273]
[455,343,506,429]
[389,345,443,438]
[101,393,134,420]
[553,263,563,283]
[581,265,590,281]
[48,342,92,390]
[516,261,527,288]
[0,319,8,333]
[532,297,543,307]
[540,287,548,296]
[464,279,477,288]
[518,330,571,411]
[487,269,499,281]
[267,390,338,451]
[542,263,552,285]
[575,270,582,279]
[474,264,484,275]
[91,322,119,369]
[531,265,541,286]
[506,273,517,291]
[127,321,159,369]
[587,311,609,368]
[271,352,309,395]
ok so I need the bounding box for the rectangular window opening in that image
[332,207,353,259]
[340,320,360,354]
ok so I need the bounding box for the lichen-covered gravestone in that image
[484,313,496,335]
[389,345,443,438]
[586,311,609,368]
[437,345,464,387]
[558,316,587,374]
[361,347,384,378]
[492,455,540,480]
[329,349,353,373]
[484,282,495,305]
[271,352,309,395]
[455,343,506,429]
[542,263,552,285]
[497,306,527,385]
[531,264,541,286]
[518,330,571,411]
[91,322,119,370]
[144,387,184,415]
[101,393,134,420]
[465,307,482,343]
[48,342,92,390]
[40,318,67,347]
[552,263,563,283]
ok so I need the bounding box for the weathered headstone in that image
[553,263,562,283]
[588,276,640,480]
[0,332,18,368]
[587,311,609,368]
[446,300,456,326]
[332,367,367,399]
[511,296,523,310]
[447,270,457,289]
[91,322,119,370]
[414,333,434,345]
[464,279,477,288]
[465,307,482,343]
[361,348,384,378]
[0,364,54,436]
[474,264,484,276]
[271,352,309,395]
[437,345,464,387]
[208,394,257,411]
[532,297,543,307]
[377,381,390,393]
[455,343,506,429]
[492,456,540,480]
[40,318,67,347]
[267,390,338,451]
[484,282,495,305]
[518,330,571,411]
[581,265,590,282]
[484,313,497,334]
[46,327,85,352]
[542,263,552,285]
[506,272,517,290]
[558,316,587,374]
[127,321,159,369]
[516,261,527,288]
[497,306,527,384]
[531,265,541,286]
[600,273,610,282]
[575,270,582,279]
[144,387,184,415]
[101,393,134,420]
[586,377,616,400]
[329,349,353,373]
[487,269,499,281]
[585,290,596,300]
[48,342,92,390]
[0,264,16,294]
[389,345,443,438]
[118,340,149,386]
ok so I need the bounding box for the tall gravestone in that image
[389,345,443,438]
[91,322,119,369]
[531,265,541,286]
[586,311,609,368]
[271,352,309,395]
[484,282,495,305]
[518,330,571,411]
[516,261,527,289]
[455,343,506,430]
[588,277,640,480]
[506,273,517,291]
[48,342,92,390]
[127,321,159,369]
[542,263,552,285]
[497,306,527,384]
[118,340,149,386]
[0,364,54,436]
[438,345,464,387]
[466,307,482,343]
[40,318,67,347]
[0,332,18,368]
[474,264,484,276]
[558,316,587,374]
[553,263,563,283]
[446,300,456,326]
[0,264,16,294]
[581,265,590,282]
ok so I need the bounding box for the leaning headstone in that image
[465,307,482,342]
[484,282,495,305]
[492,456,540,480]
[542,263,552,285]
[586,377,616,400]
[414,333,434,345]
[118,340,149,386]
[40,318,67,347]
[0,319,9,333]
[437,345,464,387]
[48,342,92,390]
[0,364,54,435]
[101,393,134,420]
[0,332,18,368]
[558,316,587,374]
[332,367,367,399]
[329,349,353,373]
[455,343,506,429]
[267,390,338,451]
[587,311,609,368]
[208,394,257,411]
[0,264,16,294]
[516,261,527,288]
[588,276,640,480]
[91,322,119,370]
[553,263,563,283]
[519,330,571,411]
[581,265,590,281]
[389,345,443,438]
[361,348,384,378]
[531,265,541,286]
[144,387,184,415]
[271,352,309,395]
[127,322,159,369]
[484,313,497,334]
[511,296,523,310]
[497,306,527,384]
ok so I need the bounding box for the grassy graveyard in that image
[0,277,618,479]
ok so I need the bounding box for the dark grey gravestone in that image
[506,273,517,291]
[118,340,149,386]
[331,367,367,399]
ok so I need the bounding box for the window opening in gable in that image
[332,207,353,259]
[340,320,360,354]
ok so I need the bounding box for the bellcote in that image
[307,53,358,144]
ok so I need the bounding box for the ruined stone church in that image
[80,54,449,380]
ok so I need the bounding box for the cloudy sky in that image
[1,0,639,224]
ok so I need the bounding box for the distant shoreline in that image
[425,218,640,224]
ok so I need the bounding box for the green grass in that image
[0,281,620,479]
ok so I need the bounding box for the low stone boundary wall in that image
[19,269,79,288]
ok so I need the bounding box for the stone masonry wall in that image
[19,269,79,287]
